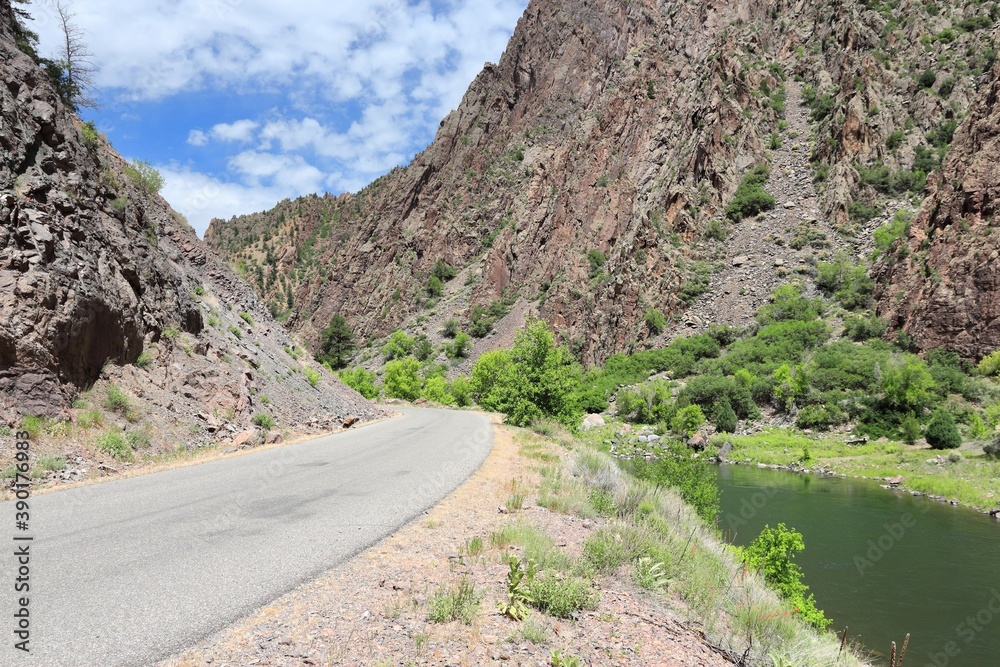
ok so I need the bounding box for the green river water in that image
[716,465,1000,667]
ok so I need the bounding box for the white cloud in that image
[27,0,529,235]
[210,120,259,143]
[186,129,208,146]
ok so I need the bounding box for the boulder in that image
[580,414,606,430]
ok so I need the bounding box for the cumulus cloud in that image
[27,0,528,235]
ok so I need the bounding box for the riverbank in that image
[705,428,1000,516]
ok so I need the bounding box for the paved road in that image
[0,407,492,666]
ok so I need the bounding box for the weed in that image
[20,415,43,439]
[252,413,275,430]
[498,557,538,620]
[134,351,153,369]
[76,409,104,430]
[427,576,481,624]
[463,536,484,557]
[550,649,583,667]
[95,430,134,461]
[103,385,134,419]
[304,368,321,388]
[239,312,254,326]
[506,493,526,513]
[531,572,599,619]
[521,617,549,643]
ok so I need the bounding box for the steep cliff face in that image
[873,62,1000,358]
[206,0,1000,362]
[207,0,793,364]
[0,13,383,436]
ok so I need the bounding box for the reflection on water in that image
[716,465,1000,667]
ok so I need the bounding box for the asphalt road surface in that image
[0,407,492,666]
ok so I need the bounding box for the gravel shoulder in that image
[162,414,734,667]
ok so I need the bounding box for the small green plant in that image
[76,409,104,430]
[304,368,321,388]
[550,650,583,667]
[103,385,134,418]
[126,429,151,450]
[253,413,276,431]
[20,415,44,439]
[531,572,599,618]
[124,159,164,195]
[633,557,670,592]
[521,618,548,643]
[726,164,775,221]
[448,332,471,359]
[229,325,242,339]
[498,557,538,620]
[644,308,666,335]
[427,576,481,624]
[506,493,526,513]
[239,312,254,326]
[134,351,153,369]
[463,536,484,557]
[96,430,135,461]
[162,326,181,341]
[587,249,607,279]
[80,120,101,149]
[192,284,205,296]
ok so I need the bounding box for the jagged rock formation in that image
[206,0,999,363]
[874,62,1000,358]
[0,8,384,438]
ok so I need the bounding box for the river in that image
[716,464,1000,667]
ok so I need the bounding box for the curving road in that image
[0,407,492,667]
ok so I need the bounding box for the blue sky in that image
[28,0,528,235]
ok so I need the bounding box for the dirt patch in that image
[161,418,733,667]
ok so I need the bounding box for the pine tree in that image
[319,315,355,369]
[715,397,738,433]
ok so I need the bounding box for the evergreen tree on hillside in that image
[319,315,355,369]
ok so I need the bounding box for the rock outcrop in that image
[0,9,385,437]
[205,0,999,363]
[874,62,1000,358]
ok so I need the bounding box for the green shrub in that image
[382,331,415,360]
[339,367,379,399]
[900,413,921,445]
[756,284,823,325]
[442,319,460,338]
[644,308,666,335]
[427,576,480,624]
[529,572,599,619]
[617,381,675,424]
[103,385,134,418]
[304,367,321,388]
[471,321,581,427]
[743,523,829,629]
[704,219,727,241]
[881,354,936,414]
[80,120,101,149]
[448,332,471,359]
[633,445,720,522]
[726,164,775,221]
[20,415,43,439]
[587,249,607,278]
[126,429,151,450]
[228,325,242,339]
[872,210,911,260]
[977,350,1000,377]
[917,68,936,89]
[96,430,134,461]
[252,413,276,430]
[842,315,889,342]
[937,77,956,98]
[124,160,164,195]
[431,259,458,282]
[134,351,153,369]
[413,335,434,362]
[714,398,738,433]
[422,376,454,405]
[384,357,423,400]
[427,274,444,297]
[848,200,880,224]
[582,526,651,573]
[925,409,961,450]
[885,130,905,150]
[239,312,254,326]
[672,404,706,436]
[449,377,473,407]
